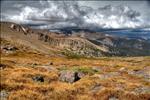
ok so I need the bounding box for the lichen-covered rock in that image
[59,70,84,83]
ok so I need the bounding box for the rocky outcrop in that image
[10,23,29,35]
[36,31,107,57]
[1,44,18,54]
[9,23,107,57]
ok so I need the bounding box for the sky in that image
[1,0,150,29]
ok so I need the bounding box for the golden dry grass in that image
[0,39,150,100]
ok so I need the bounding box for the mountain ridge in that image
[0,22,109,57]
[1,21,150,57]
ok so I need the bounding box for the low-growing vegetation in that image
[58,66,100,75]
[0,39,150,100]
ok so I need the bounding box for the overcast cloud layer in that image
[1,0,150,29]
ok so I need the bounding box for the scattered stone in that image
[90,84,104,93]
[0,90,9,100]
[99,72,120,80]
[31,63,38,67]
[119,67,127,72]
[0,64,7,69]
[128,69,150,82]
[3,45,18,51]
[92,66,102,72]
[1,45,18,54]
[115,83,126,91]
[32,75,44,82]
[77,71,86,78]
[49,62,53,65]
[59,70,85,83]
[108,96,119,100]
[131,86,150,95]
[40,65,56,72]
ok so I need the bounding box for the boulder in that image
[10,24,16,29]
[59,70,84,83]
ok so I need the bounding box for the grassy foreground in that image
[0,40,150,100]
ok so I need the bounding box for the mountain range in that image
[1,21,150,57]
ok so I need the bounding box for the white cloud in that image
[1,1,150,29]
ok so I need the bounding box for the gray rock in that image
[77,71,86,78]
[49,62,53,65]
[2,45,18,54]
[92,66,102,72]
[90,84,104,93]
[40,65,56,71]
[99,72,120,80]
[0,64,7,70]
[32,75,44,82]
[115,83,125,91]
[119,67,127,72]
[131,86,150,95]
[59,70,84,83]
[3,45,18,51]
[128,69,150,82]
[31,63,38,67]
[0,90,9,100]
[108,96,119,100]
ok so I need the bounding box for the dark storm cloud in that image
[1,0,150,29]
[147,0,150,6]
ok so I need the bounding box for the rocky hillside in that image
[1,21,150,57]
[70,30,150,56]
[1,22,109,57]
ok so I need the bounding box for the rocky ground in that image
[0,39,150,100]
